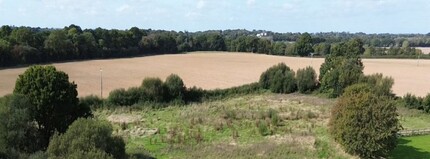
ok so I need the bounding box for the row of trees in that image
[2,25,429,67]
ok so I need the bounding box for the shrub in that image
[423,94,430,113]
[164,74,186,101]
[259,63,297,93]
[296,66,318,93]
[141,77,166,102]
[359,73,394,97]
[47,118,126,159]
[80,95,104,109]
[108,88,129,106]
[107,87,142,106]
[184,86,205,103]
[402,93,423,110]
[329,83,400,158]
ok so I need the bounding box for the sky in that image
[0,0,429,33]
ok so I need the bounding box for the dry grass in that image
[1,51,430,97]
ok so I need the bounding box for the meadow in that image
[1,52,430,97]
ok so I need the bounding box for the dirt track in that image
[1,52,429,97]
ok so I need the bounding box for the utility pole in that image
[100,68,103,98]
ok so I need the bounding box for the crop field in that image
[1,52,430,97]
[417,47,430,54]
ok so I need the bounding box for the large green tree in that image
[295,32,314,57]
[14,65,91,147]
[319,38,365,97]
[329,84,400,158]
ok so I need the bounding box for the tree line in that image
[1,25,429,67]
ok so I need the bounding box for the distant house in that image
[256,32,273,41]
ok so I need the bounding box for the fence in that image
[398,128,430,137]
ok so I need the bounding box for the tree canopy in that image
[14,65,91,148]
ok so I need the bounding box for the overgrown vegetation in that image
[47,118,126,159]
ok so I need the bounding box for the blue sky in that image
[0,0,429,33]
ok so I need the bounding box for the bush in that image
[329,83,400,158]
[403,93,423,110]
[184,86,205,103]
[47,118,126,159]
[80,95,104,109]
[141,77,166,102]
[423,94,430,113]
[259,63,297,93]
[296,66,318,93]
[107,87,142,106]
[0,94,40,155]
[359,73,394,97]
[164,74,186,101]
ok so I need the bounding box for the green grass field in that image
[389,135,430,159]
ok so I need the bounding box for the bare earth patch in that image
[1,51,429,97]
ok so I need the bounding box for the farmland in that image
[1,52,430,97]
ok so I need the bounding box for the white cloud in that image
[117,4,132,13]
[246,0,255,6]
[196,0,206,9]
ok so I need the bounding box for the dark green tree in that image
[0,94,40,156]
[319,38,365,97]
[295,32,314,57]
[46,118,126,159]
[14,65,91,148]
[164,74,186,101]
[141,77,166,102]
[296,66,318,93]
[329,84,400,158]
[260,63,297,93]
[44,30,75,60]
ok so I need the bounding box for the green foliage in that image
[259,63,297,93]
[46,118,126,159]
[257,120,272,136]
[0,94,40,156]
[164,74,186,101]
[401,93,430,113]
[329,83,400,158]
[108,87,142,106]
[295,32,314,57]
[79,95,104,109]
[13,65,92,148]
[359,73,394,97]
[141,77,166,102]
[319,39,365,97]
[296,66,318,93]
[403,93,423,110]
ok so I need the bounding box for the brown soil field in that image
[1,51,429,97]
[416,47,430,54]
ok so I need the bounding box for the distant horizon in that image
[2,24,429,35]
[1,0,429,34]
